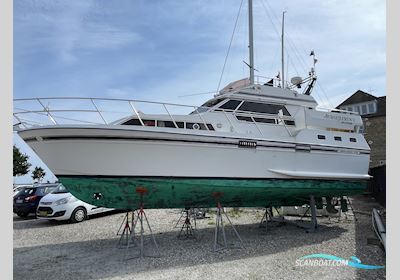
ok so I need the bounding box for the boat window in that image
[350,137,357,142]
[207,124,215,131]
[317,135,326,140]
[219,100,242,110]
[284,120,295,126]
[121,118,140,125]
[201,98,224,108]
[334,136,342,141]
[238,102,290,116]
[187,122,207,130]
[157,121,176,128]
[143,120,155,126]
[191,107,208,114]
[253,117,275,124]
[236,116,253,122]
[190,98,224,114]
[121,118,156,126]
[121,118,157,126]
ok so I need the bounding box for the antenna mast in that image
[281,11,286,88]
[248,0,255,84]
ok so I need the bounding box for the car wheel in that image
[70,207,87,223]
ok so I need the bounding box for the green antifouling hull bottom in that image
[58,176,367,210]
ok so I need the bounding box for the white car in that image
[36,184,114,223]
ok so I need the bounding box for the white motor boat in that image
[14,1,370,210]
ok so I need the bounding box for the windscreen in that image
[52,184,69,194]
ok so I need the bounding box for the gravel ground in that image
[14,194,385,280]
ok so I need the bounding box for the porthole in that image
[192,123,200,130]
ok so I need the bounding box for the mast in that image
[281,11,286,88]
[248,0,255,84]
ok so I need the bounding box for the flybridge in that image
[215,80,318,106]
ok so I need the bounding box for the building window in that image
[317,135,326,140]
[361,104,367,115]
[347,107,353,111]
[334,136,342,141]
[368,102,376,114]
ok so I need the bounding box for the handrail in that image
[13,96,296,139]
[13,97,356,138]
[36,98,57,125]
[14,96,359,116]
[14,97,211,111]
[128,101,145,127]
[13,97,217,130]
[91,99,107,125]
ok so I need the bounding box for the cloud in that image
[14,0,142,63]
[14,0,385,104]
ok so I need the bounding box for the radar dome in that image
[291,76,303,85]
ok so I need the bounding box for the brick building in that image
[336,90,386,205]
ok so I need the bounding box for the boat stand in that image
[174,208,197,230]
[116,211,135,248]
[176,208,197,239]
[124,188,161,259]
[258,206,284,233]
[259,207,272,232]
[127,204,161,259]
[296,195,318,232]
[213,202,244,252]
[328,196,357,222]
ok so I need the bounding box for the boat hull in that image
[59,176,366,209]
[19,126,370,179]
[18,126,369,208]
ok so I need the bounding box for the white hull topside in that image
[19,125,371,180]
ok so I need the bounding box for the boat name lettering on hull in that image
[324,113,354,123]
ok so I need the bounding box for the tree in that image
[13,145,31,177]
[32,166,46,183]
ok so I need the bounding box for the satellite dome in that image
[291,76,303,85]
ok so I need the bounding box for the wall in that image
[362,115,386,168]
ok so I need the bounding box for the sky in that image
[13,0,386,184]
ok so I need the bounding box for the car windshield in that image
[52,184,69,194]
